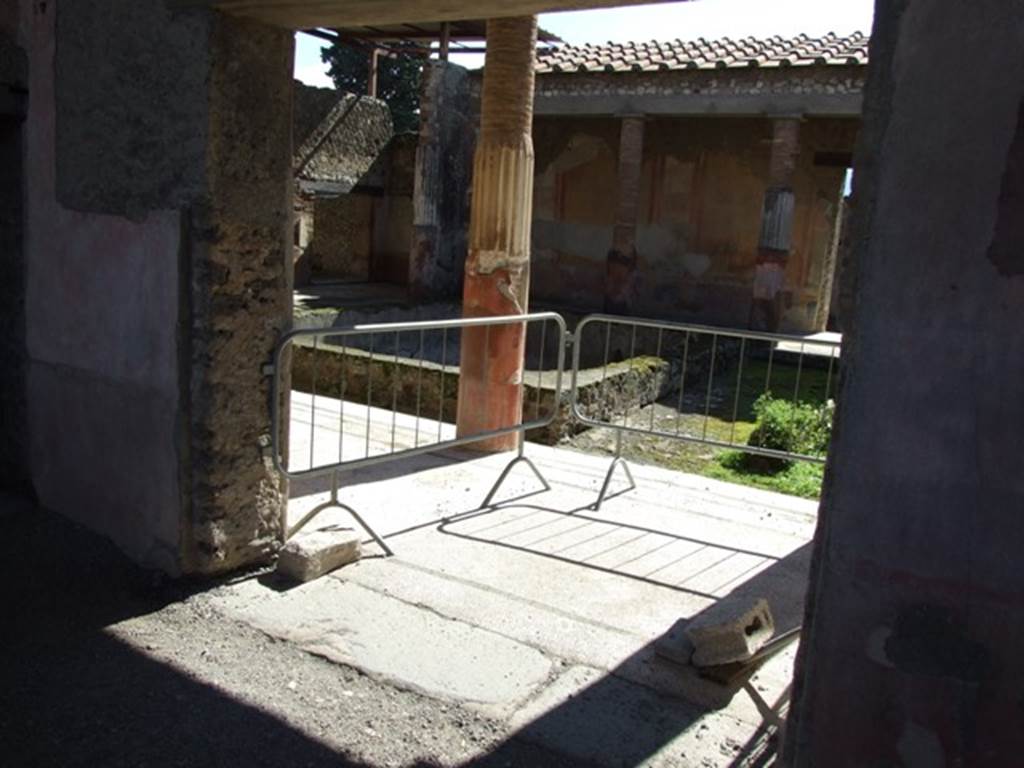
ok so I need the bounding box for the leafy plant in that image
[739,394,834,472]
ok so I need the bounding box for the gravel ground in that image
[0,495,584,768]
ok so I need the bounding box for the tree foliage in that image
[321,42,423,133]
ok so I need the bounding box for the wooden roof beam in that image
[167,0,685,29]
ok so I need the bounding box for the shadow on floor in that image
[369,485,809,767]
[435,501,809,603]
[452,532,809,767]
[1,486,800,768]
[0,497,380,768]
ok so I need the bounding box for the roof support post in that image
[438,22,451,61]
[368,47,380,97]
[604,114,646,314]
[455,15,537,451]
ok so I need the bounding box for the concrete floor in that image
[211,392,818,766]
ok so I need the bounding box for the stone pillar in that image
[604,114,645,314]
[783,1,1024,765]
[751,117,801,331]
[812,181,845,332]
[182,14,294,574]
[455,16,537,452]
[409,60,473,302]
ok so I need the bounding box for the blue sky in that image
[294,0,874,87]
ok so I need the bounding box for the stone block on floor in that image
[277,527,362,582]
[685,596,775,667]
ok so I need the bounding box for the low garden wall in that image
[290,342,679,445]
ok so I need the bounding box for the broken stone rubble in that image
[276,527,362,582]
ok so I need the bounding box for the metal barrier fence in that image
[270,312,567,550]
[270,310,839,550]
[569,314,840,509]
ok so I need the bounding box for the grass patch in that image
[578,355,838,500]
[703,356,836,423]
[707,450,825,499]
[620,412,825,500]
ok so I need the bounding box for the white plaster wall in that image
[23,1,182,572]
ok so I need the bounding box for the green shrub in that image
[739,393,834,472]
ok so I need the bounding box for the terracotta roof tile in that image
[536,31,868,74]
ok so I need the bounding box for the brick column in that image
[456,16,537,451]
[751,117,801,331]
[604,114,645,314]
[762,117,801,251]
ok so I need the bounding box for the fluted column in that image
[455,16,537,451]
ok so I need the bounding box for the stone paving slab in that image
[215,577,554,718]
[508,664,764,768]
[209,393,818,762]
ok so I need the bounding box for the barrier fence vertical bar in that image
[414,329,425,448]
[650,327,663,432]
[437,327,448,442]
[730,338,747,444]
[674,330,691,436]
[825,344,836,401]
[624,322,637,428]
[337,344,346,463]
[792,342,805,404]
[309,336,319,471]
[365,333,374,458]
[702,334,718,440]
[534,320,547,420]
[390,332,400,452]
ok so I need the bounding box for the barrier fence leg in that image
[593,430,637,511]
[287,470,395,557]
[482,433,551,508]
